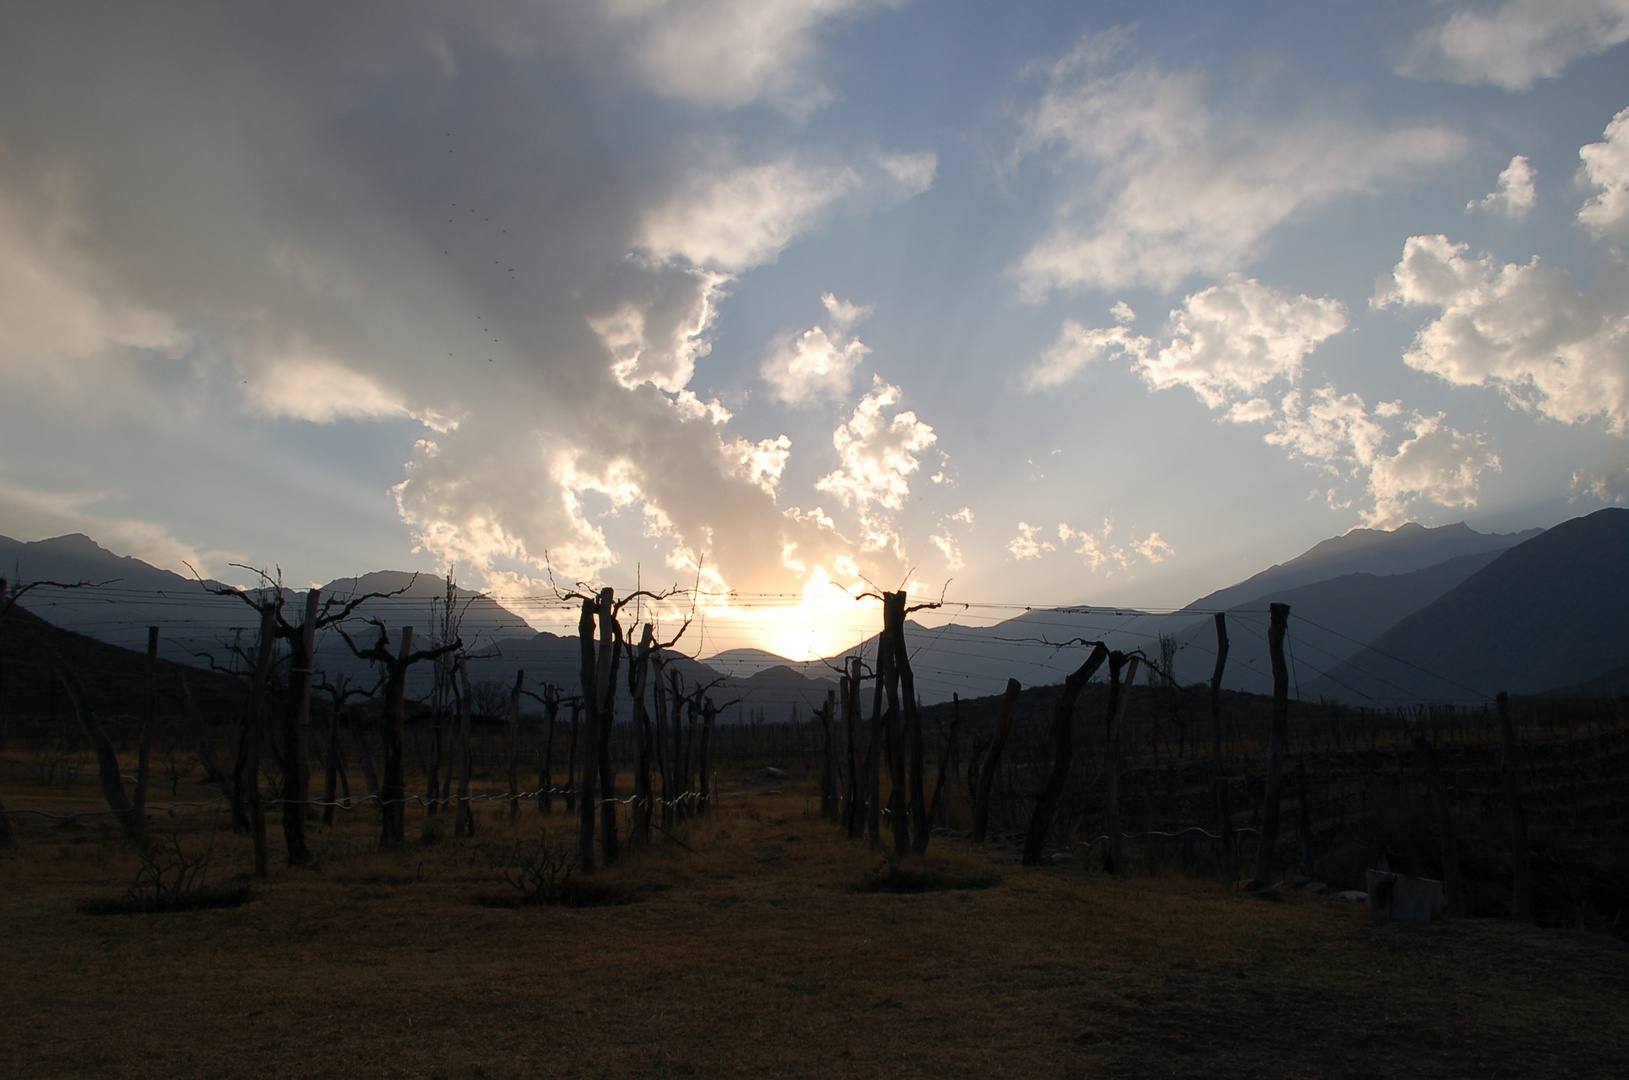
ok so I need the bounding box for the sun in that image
[694,566,884,663]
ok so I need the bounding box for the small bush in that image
[80,834,253,915]
[499,831,579,906]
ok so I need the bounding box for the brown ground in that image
[2,778,1626,1080]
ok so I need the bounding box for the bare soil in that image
[2,779,1626,1079]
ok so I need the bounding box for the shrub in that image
[500,831,579,907]
[80,834,253,915]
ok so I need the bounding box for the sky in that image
[2,1,1628,661]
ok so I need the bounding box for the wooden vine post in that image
[819,689,840,824]
[1249,602,1291,890]
[537,685,560,816]
[576,596,602,870]
[865,630,887,849]
[1210,612,1235,883]
[453,658,476,838]
[1023,642,1109,866]
[51,656,139,836]
[971,678,1021,843]
[928,695,962,830]
[135,627,158,828]
[651,663,672,829]
[842,656,865,840]
[596,617,623,862]
[244,604,277,873]
[1103,651,1138,874]
[339,620,461,849]
[628,625,656,847]
[891,596,932,855]
[282,590,320,866]
[321,677,353,826]
[877,592,910,857]
[506,669,524,824]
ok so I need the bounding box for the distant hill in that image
[791,521,1541,704]
[1305,508,1629,704]
[1162,550,1505,694]
[0,533,838,723]
[0,601,245,730]
[1185,520,1541,614]
[452,633,839,724]
[7,514,1589,711]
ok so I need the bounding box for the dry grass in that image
[3,764,1628,1079]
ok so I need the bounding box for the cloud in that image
[1039,276,1497,524]
[244,348,428,427]
[0,479,230,578]
[637,158,860,273]
[1579,106,1629,241]
[1026,319,1151,390]
[1399,0,1629,91]
[1008,518,1173,575]
[1139,277,1347,407]
[1006,522,1055,560]
[1026,278,1346,405]
[1264,389,1498,527]
[1571,456,1629,502]
[877,152,938,199]
[815,377,937,550]
[1376,233,1629,432]
[1015,52,1462,292]
[1265,386,1389,473]
[760,293,874,405]
[1469,155,1537,217]
[0,182,181,392]
[1366,414,1500,528]
[603,0,893,111]
[590,268,733,393]
[928,506,974,572]
[0,5,947,611]
[722,433,793,495]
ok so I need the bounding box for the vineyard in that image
[2,584,1628,1078]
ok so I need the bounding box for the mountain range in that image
[4,510,1625,709]
[0,535,838,722]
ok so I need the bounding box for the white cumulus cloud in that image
[1026,278,1346,406]
[816,377,936,551]
[1579,106,1629,241]
[1399,0,1629,91]
[1009,518,1174,575]
[1007,522,1055,561]
[1037,275,1498,525]
[1376,233,1629,432]
[1015,52,1462,292]
[1469,155,1537,217]
[761,293,874,405]
[1139,277,1347,407]
[1367,414,1500,528]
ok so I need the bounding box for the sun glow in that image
[689,565,884,663]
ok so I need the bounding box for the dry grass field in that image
[2,765,1627,1080]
